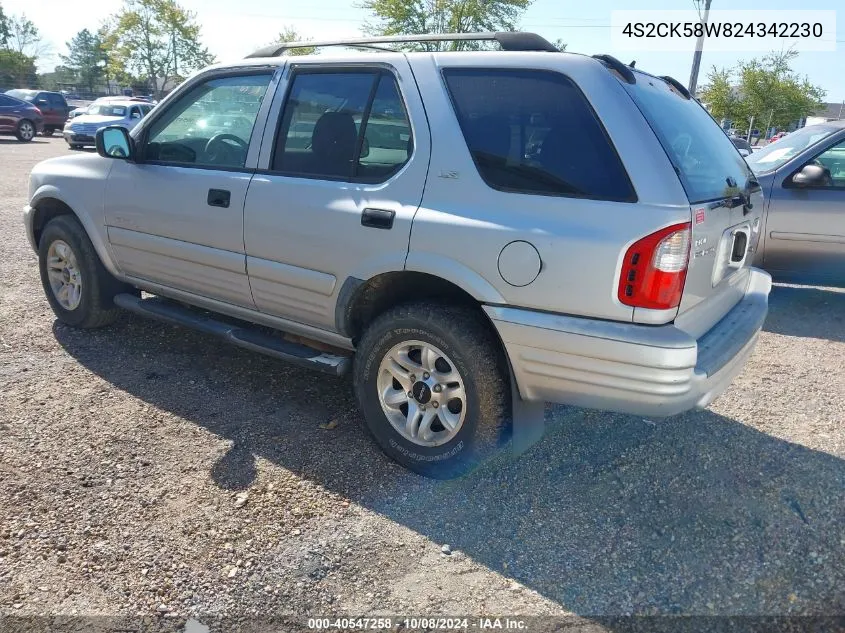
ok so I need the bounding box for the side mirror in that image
[791,164,829,188]
[96,126,134,160]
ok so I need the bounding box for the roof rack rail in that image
[591,54,636,85]
[246,32,560,58]
[659,75,691,99]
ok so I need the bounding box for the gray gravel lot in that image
[1,138,844,626]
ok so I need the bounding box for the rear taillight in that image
[33,107,42,115]
[618,223,691,310]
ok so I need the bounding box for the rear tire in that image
[38,215,128,328]
[353,302,509,478]
[69,144,82,150]
[16,119,36,142]
[42,127,55,137]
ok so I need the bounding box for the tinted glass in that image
[811,140,845,187]
[625,77,752,203]
[443,68,635,201]
[274,72,372,178]
[747,126,839,174]
[359,76,413,179]
[47,93,65,107]
[6,89,36,101]
[145,73,273,169]
[0,95,17,106]
[273,72,412,181]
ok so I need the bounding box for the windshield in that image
[6,89,36,101]
[746,125,838,173]
[626,76,752,204]
[88,105,127,117]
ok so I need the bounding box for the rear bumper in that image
[486,268,772,417]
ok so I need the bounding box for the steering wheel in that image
[204,133,249,164]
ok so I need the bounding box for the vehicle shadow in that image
[764,284,845,344]
[0,138,48,144]
[53,316,845,617]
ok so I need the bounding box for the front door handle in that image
[207,189,231,208]
[361,207,395,230]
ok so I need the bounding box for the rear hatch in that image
[623,74,764,331]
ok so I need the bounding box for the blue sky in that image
[5,0,843,102]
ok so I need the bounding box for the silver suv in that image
[24,33,771,477]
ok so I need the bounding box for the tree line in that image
[1,0,553,97]
[699,50,826,134]
[0,0,214,98]
[0,0,826,121]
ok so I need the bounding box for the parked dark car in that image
[4,89,69,136]
[0,93,44,141]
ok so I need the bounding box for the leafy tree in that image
[552,38,566,52]
[60,29,106,95]
[0,49,36,87]
[699,66,738,122]
[0,3,10,47]
[734,51,825,129]
[276,26,316,56]
[6,14,49,58]
[38,65,77,91]
[700,51,825,132]
[361,0,533,50]
[104,0,215,99]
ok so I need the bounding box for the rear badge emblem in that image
[695,209,706,225]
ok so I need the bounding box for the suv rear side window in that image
[272,70,412,182]
[625,77,752,203]
[443,68,635,202]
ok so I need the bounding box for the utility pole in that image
[688,0,713,96]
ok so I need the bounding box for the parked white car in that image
[63,100,154,149]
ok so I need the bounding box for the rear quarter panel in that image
[407,53,691,322]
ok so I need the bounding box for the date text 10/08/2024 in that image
[307,617,528,630]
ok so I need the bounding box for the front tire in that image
[16,119,36,142]
[38,215,126,328]
[354,302,509,478]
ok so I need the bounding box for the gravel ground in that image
[1,138,844,627]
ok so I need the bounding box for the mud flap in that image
[510,371,545,455]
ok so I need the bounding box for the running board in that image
[113,294,351,376]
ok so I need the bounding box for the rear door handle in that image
[207,189,231,208]
[361,207,395,230]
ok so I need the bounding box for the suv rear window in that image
[443,68,635,202]
[625,76,752,204]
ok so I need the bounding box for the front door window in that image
[144,73,273,169]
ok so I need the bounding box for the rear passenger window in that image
[272,70,412,182]
[443,68,635,202]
